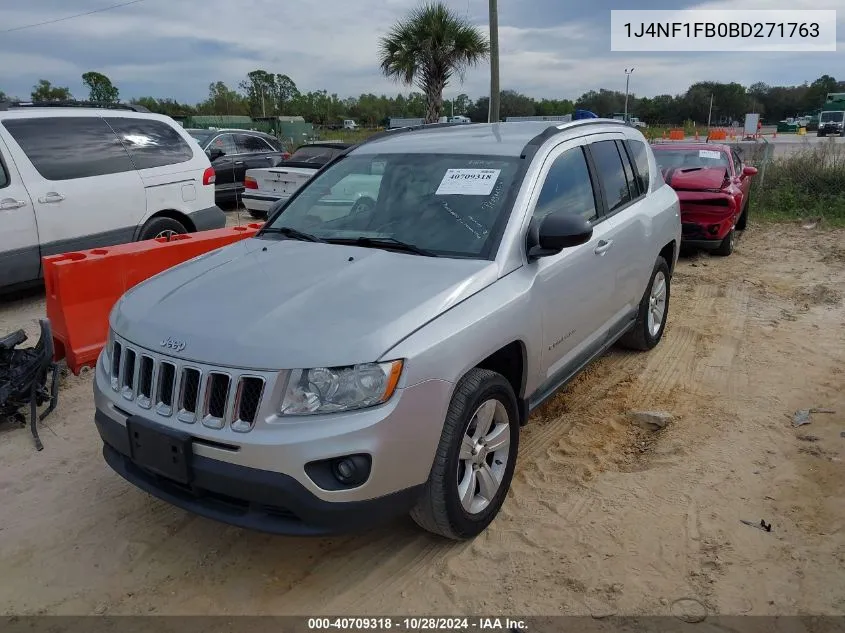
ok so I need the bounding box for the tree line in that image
[3,72,842,127]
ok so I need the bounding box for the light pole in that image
[488,0,500,123]
[624,68,634,121]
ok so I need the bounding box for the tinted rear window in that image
[106,117,194,169]
[3,117,135,180]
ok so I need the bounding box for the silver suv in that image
[93,120,681,540]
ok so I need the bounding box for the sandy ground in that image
[0,219,843,617]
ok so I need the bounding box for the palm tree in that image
[379,2,489,123]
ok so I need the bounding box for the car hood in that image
[664,166,728,192]
[111,238,497,370]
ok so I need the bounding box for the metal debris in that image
[741,519,772,532]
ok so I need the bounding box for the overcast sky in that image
[1,0,842,104]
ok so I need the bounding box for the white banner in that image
[610,10,837,52]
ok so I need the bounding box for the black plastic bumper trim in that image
[95,409,423,536]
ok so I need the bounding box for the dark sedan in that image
[186,128,290,207]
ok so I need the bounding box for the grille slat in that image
[108,336,264,433]
[137,356,154,409]
[203,373,231,429]
[121,349,137,400]
[178,368,201,423]
[232,377,265,433]
[156,361,177,416]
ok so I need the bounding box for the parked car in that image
[93,120,680,539]
[241,142,352,218]
[0,102,225,292]
[184,128,289,207]
[651,142,757,256]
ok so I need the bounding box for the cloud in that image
[0,0,842,103]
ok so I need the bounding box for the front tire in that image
[618,256,670,351]
[736,195,750,231]
[713,228,735,257]
[138,217,188,241]
[410,368,520,540]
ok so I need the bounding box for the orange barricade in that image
[43,223,264,375]
[708,128,727,140]
[668,129,685,140]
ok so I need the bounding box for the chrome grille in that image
[108,336,267,433]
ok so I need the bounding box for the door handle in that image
[234,161,244,165]
[0,198,27,210]
[594,239,613,255]
[38,192,64,204]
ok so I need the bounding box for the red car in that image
[651,143,758,256]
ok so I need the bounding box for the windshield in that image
[187,130,213,146]
[653,148,729,171]
[263,152,522,258]
[820,111,844,122]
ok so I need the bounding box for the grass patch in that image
[748,142,845,227]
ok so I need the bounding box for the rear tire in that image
[713,228,735,257]
[137,217,188,241]
[410,368,519,540]
[618,256,670,352]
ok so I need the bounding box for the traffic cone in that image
[694,128,700,141]
[773,130,777,138]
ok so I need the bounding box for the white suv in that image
[0,102,226,292]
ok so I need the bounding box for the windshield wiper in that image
[260,226,326,243]
[327,236,438,257]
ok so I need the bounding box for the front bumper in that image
[242,192,286,215]
[96,410,424,536]
[92,347,452,535]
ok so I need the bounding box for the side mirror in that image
[207,148,225,162]
[742,166,758,177]
[527,212,593,259]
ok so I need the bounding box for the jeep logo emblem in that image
[160,337,186,352]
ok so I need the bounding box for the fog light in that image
[331,455,371,486]
[708,224,720,235]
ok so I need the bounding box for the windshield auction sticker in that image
[699,150,722,159]
[436,169,501,196]
[610,9,836,52]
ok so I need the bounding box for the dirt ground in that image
[0,219,843,617]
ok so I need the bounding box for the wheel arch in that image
[134,209,196,241]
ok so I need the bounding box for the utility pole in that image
[624,68,634,122]
[488,0,500,123]
[707,93,713,128]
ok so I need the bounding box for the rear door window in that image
[0,149,8,189]
[106,117,194,170]
[616,140,640,200]
[625,139,651,194]
[3,116,135,180]
[235,134,273,154]
[588,140,633,213]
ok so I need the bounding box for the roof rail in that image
[0,100,150,113]
[355,121,470,148]
[520,118,631,159]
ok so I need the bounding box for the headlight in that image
[280,360,404,416]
